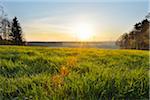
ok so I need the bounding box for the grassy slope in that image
[0,46,149,99]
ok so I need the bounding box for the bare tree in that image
[0,3,10,40]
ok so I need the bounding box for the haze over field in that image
[2,0,148,41]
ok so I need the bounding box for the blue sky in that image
[2,0,149,41]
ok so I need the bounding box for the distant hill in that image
[27,41,119,49]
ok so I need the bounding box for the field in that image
[0,46,149,99]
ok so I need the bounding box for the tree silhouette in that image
[9,17,24,45]
[0,35,2,40]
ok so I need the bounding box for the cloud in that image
[22,15,76,41]
[23,16,73,33]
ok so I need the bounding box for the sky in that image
[1,0,149,41]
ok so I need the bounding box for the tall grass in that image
[0,46,149,99]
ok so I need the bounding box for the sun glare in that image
[73,23,94,41]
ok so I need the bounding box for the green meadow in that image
[0,46,149,99]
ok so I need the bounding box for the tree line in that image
[0,16,25,45]
[116,14,149,50]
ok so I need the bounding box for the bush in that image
[0,40,13,45]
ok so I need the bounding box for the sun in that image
[72,23,94,41]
